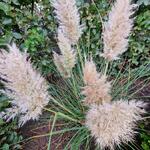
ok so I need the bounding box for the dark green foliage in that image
[23,27,55,75]
[80,0,110,59]
[0,95,22,150]
[0,0,57,74]
[137,0,150,6]
[126,6,150,67]
[140,124,150,150]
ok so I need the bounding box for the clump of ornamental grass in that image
[43,60,149,149]
[0,0,149,149]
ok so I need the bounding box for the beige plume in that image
[82,59,111,105]
[53,29,76,78]
[0,43,51,126]
[52,0,82,44]
[101,0,137,61]
[86,100,145,149]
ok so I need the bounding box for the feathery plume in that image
[52,0,82,44]
[101,0,137,61]
[0,43,51,126]
[82,59,111,105]
[86,100,145,149]
[54,29,76,78]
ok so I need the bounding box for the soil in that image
[20,120,74,150]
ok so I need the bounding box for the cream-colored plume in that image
[86,100,145,149]
[53,29,76,78]
[52,0,82,44]
[0,43,51,126]
[82,59,111,105]
[101,0,137,61]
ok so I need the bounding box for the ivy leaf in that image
[0,119,5,125]
[76,0,84,6]
[2,18,12,25]
[137,0,150,6]
[0,2,11,15]
[12,0,20,5]
[2,144,9,150]
[13,32,22,39]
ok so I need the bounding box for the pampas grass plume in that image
[54,29,76,78]
[101,0,137,61]
[82,59,111,105]
[0,43,51,126]
[86,100,145,149]
[52,0,82,44]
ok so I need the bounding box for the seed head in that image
[53,29,76,78]
[82,60,111,105]
[0,43,51,126]
[101,0,137,61]
[86,100,145,149]
[52,0,82,44]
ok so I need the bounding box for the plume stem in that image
[77,44,84,70]
[71,72,78,98]
[104,61,109,76]
[51,98,77,118]
[44,108,81,124]
[47,113,57,150]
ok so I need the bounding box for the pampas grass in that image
[0,0,149,149]
[101,0,137,61]
[86,100,145,149]
[0,43,51,126]
[82,59,111,105]
[52,0,83,77]
[53,29,76,78]
[52,0,82,44]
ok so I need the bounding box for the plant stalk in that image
[44,108,82,124]
[77,44,84,70]
[104,61,109,76]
